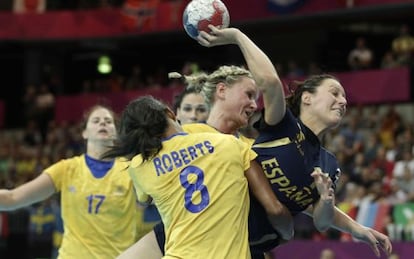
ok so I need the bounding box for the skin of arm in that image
[246,160,294,241]
[303,168,392,257]
[0,173,56,210]
[309,169,335,232]
[197,26,286,125]
[304,197,392,257]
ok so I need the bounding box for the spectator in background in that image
[389,253,401,259]
[22,84,38,123]
[22,120,43,149]
[125,65,145,90]
[13,0,46,13]
[392,149,414,201]
[320,248,336,259]
[392,24,414,66]
[35,83,55,142]
[286,60,305,79]
[28,197,58,259]
[308,62,323,75]
[381,51,400,69]
[181,61,200,76]
[347,37,374,70]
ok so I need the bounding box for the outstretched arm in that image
[0,173,56,210]
[198,26,286,125]
[305,203,392,258]
[304,169,392,257]
[245,160,294,241]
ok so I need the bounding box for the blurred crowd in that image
[0,22,412,257]
[1,93,414,258]
[0,1,413,258]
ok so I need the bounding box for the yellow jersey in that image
[45,155,138,259]
[130,132,256,259]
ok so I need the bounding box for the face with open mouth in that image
[83,107,117,142]
[305,78,347,130]
[221,77,259,128]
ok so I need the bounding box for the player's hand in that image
[311,168,334,203]
[352,226,393,257]
[197,25,240,47]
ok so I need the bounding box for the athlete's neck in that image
[299,114,327,139]
[86,140,113,161]
[206,117,238,135]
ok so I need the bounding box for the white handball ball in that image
[183,0,230,40]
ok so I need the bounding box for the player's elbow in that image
[266,205,294,240]
[0,190,20,211]
[257,75,282,93]
[314,220,332,233]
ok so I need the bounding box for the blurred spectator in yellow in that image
[392,24,414,66]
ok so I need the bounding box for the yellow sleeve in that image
[128,166,151,204]
[233,137,257,171]
[44,159,69,192]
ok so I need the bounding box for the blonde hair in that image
[169,65,252,108]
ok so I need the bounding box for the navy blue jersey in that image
[248,109,341,253]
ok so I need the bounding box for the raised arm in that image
[0,173,56,210]
[245,160,293,241]
[198,26,286,125]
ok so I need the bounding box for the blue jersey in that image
[249,109,341,253]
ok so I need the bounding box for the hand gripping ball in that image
[183,0,230,39]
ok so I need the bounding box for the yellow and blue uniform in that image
[45,154,138,259]
[248,109,341,253]
[182,123,255,146]
[153,123,255,256]
[130,132,256,259]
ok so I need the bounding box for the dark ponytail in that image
[102,96,168,162]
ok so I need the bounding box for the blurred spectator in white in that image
[13,0,45,13]
[347,37,374,70]
[319,248,336,259]
[388,253,400,259]
[392,24,414,66]
[392,149,414,186]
